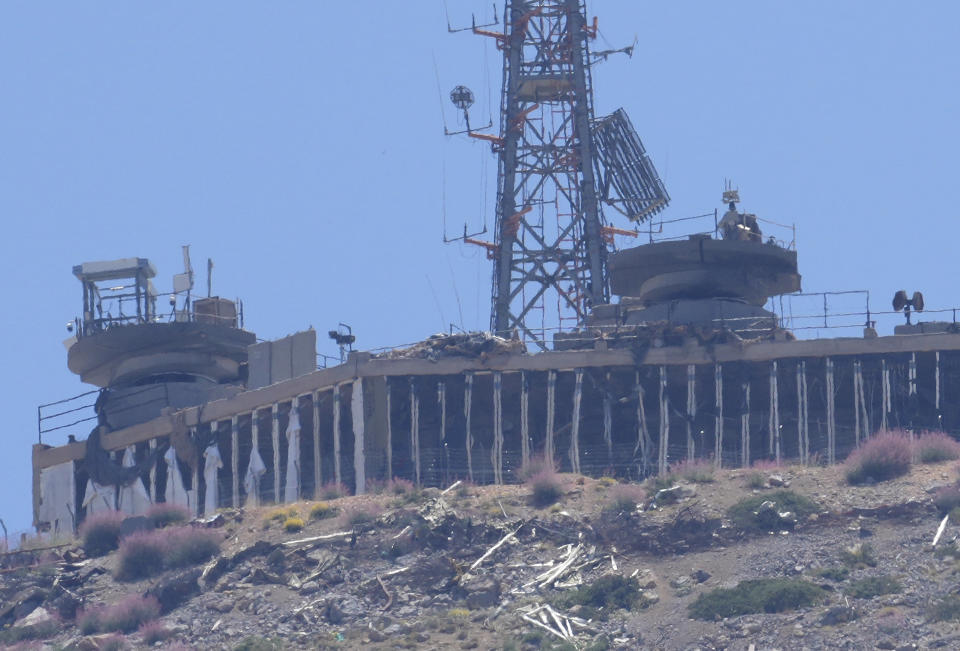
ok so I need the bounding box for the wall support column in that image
[250,411,260,505]
[686,364,696,461]
[271,404,280,502]
[603,373,613,464]
[312,391,321,493]
[352,379,366,494]
[769,361,780,463]
[741,381,751,467]
[385,380,392,479]
[333,385,341,487]
[546,370,557,465]
[797,361,809,465]
[230,416,239,508]
[409,379,421,486]
[520,372,530,468]
[714,363,723,469]
[464,373,474,482]
[493,372,504,483]
[826,358,836,465]
[881,359,891,431]
[658,366,669,476]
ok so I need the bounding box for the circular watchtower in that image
[67,255,255,430]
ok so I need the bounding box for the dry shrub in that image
[319,482,349,500]
[934,483,960,514]
[98,634,128,651]
[751,459,782,471]
[79,595,160,634]
[605,484,646,513]
[344,507,380,529]
[516,455,558,482]
[844,431,912,485]
[915,432,960,464]
[162,527,221,568]
[116,526,220,580]
[145,503,190,528]
[529,470,564,508]
[80,510,125,557]
[671,459,715,483]
[138,620,173,645]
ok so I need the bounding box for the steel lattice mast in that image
[452,0,669,348]
[472,0,607,348]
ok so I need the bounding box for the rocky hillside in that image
[4,457,960,650]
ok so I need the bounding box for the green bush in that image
[839,543,877,568]
[727,490,819,532]
[604,484,646,513]
[235,636,285,651]
[283,517,304,533]
[915,432,960,463]
[929,594,960,622]
[309,502,337,520]
[745,472,767,489]
[555,575,643,620]
[845,575,902,599]
[811,566,849,582]
[688,579,825,620]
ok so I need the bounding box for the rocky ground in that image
[5,461,960,650]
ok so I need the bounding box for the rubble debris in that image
[373,332,525,361]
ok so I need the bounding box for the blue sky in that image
[1,1,958,535]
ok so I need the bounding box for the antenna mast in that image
[447,1,668,348]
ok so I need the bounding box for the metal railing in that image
[77,293,245,338]
[641,209,797,250]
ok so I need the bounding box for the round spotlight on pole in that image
[450,85,475,111]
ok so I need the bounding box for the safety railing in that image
[641,209,797,250]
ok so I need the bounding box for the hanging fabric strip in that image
[119,446,151,515]
[271,404,281,502]
[686,364,696,461]
[230,416,239,508]
[658,366,668,476]
[825,359,835,464]
[741,382,751,467]
[464,373,474,482]
[492,372,504,484]
[352,380,366,495]
[333,385,342,487]
[249,411,260,506]
[634,372,652,475]
[570,370,583,475]
[714,364,723,469]
[244,446,266,508]
[285,400,302,502]
[203,443,222,515]
[546,370,557,466]
[148,439,157,504]
[410,379,421,485]
[520,372,530,469]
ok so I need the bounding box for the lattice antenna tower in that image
[447,1,669,349]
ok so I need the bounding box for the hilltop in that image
[3,456,960,650]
